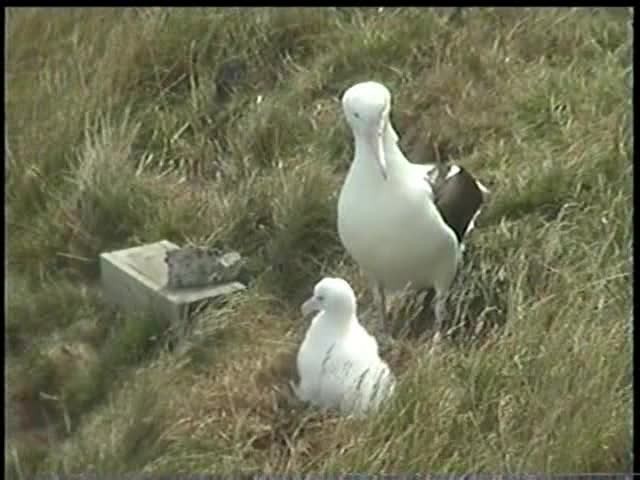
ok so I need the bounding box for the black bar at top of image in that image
[31,474,639,479]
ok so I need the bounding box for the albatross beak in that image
[301,296,321,318]
[371,116,388,181]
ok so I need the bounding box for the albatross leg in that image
[433,260,458,336]
[377,283,388,333]
[369,279,388,334]
[433,288,447,334]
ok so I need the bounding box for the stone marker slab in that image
[99,240,246,325]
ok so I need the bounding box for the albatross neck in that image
[319,302,358,333]
[352,123,411,182]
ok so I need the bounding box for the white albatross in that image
[337,81,490,334]
[290,277,395,417]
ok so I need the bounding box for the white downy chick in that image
[291,277,395,416]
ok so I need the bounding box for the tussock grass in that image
[6,6,632,476]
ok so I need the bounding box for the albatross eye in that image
[353,112,360,119]
[316,295,325,302]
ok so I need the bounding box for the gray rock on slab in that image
[164,245,244,289]
[99,240,246,326]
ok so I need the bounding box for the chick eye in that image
[316,295,325,302]
[353,112,360,119]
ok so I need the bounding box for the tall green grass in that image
[6,7,632,476]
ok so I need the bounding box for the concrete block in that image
[99,240,246,325]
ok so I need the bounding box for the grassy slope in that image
[6,7,632,475]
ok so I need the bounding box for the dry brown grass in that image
[6,7,632,476]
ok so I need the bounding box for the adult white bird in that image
[290,277,395,417]
[337,81,489,334]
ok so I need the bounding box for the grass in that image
[6,6,632,475]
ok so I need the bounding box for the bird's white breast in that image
[296,316,393,415]
[337,160,459,291]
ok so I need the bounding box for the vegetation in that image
[6,7,632,475]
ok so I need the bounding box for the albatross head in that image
[301,277,357,320]
[342,81,397,180]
